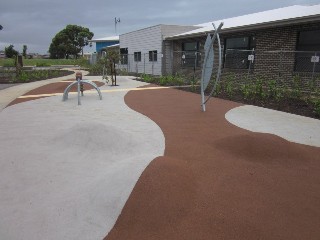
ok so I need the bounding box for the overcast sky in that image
[0,0,319,54]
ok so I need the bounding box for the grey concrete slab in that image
[0,83,22,90]
[0,77,165,240]
[225,105,320,147]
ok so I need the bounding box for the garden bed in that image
[135,74,320,120]
[176,86,319,119]
[0,70,73,83]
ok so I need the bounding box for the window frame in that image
[181,41,200,68]
[120,48,128,64]
[294,29,320,73]
[149,50,157,62]
[134,51,141,62]
[223,36,256,70]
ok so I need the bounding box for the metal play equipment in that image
[62,72,102,105]
[200,22,223,112]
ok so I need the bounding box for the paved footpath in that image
[0,75,165,240]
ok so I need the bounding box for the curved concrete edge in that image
[0,77,165,240]
[225,105,320,147]
[0,68,88,111]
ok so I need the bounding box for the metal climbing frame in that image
[62,79,102,105]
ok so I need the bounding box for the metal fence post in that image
[152,52,154,76]
[126,54,129,73]
[144,53,146,74]
[247,49,254,80]
[311,52,317,82]
[278,51,282,84]
[193,52,198,82]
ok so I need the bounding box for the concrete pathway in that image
[225,105,320,147]
[0,76,165,240]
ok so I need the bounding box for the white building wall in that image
[120,25,163,75]
[119,24,199,75]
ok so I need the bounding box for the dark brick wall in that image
[168,22,320,87]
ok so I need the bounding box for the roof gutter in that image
[165,14,320,40]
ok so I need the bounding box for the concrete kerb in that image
[0,68,89,112]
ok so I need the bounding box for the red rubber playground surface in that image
[105,87,320,240]
[7,81,320,240]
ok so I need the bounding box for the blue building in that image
[89,36,119,53]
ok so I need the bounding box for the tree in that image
[5,45,19,58]
[106,49,120,85]
[49,25,94,59]
[22,45,27,58]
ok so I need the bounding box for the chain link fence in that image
[116,52,162,76]
[171,49,320,91]
[114,50,320,91]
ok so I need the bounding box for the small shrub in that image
[254,78,267,100]
[267,80,277,98]
[240,81,258,101]
[141,73,152,83]
[159,76,169,85]
[213,82,222,96]
[313,99,320,117]
[225,81,234,98]
[16,71,29,82]
[291,75,302,99]
[88,63,103,75]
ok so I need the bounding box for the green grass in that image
[0,58,89,67]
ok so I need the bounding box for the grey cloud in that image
[1,0,319,53]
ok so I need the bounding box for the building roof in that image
[89,36,119,42]
[105,43,120,48]
[166,4,320,39]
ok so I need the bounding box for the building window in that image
[295,30,320,72]
[224,36,256,69]
[134,52,141,62]
[120,48,128,64]
[182,42,200,67]
[149,50,157,62]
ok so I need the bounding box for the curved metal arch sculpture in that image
[62,79,102,105]
[200,22,223,112]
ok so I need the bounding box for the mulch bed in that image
[175,86,320,119]
[105,87,320,240]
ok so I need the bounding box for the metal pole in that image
[247,48,254,80]
[311,52,317,82]
[114,61,117,85]
[278,51,282,83]
[193,52,198,83]
[127,54,129,73]
[144,53,146,74]
[77,78,81,105]
[152,52,154,76]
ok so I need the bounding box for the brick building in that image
[164,5,320,85]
